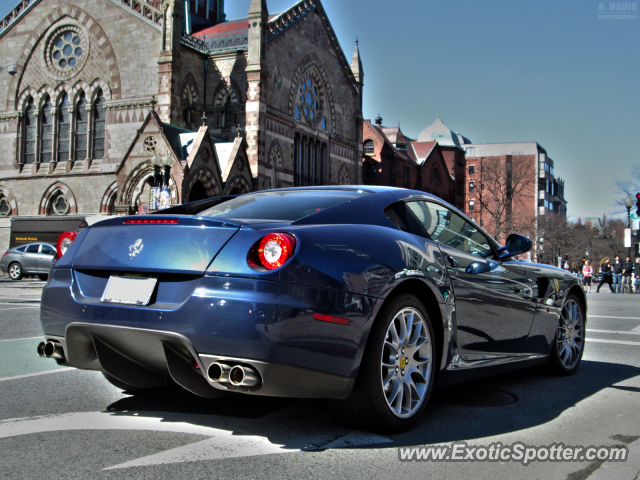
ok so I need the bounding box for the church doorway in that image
[189,181,209,202]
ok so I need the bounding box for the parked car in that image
[1,242,56,281]
[37,187,586,432]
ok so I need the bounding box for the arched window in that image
[92,89,106,159]
[0,195,11,217]
[363,140,374,155]
[183,88,193,129]
[49,191,70,216]
[23,99,36,165]
[57,93,71,162]
[222,96,233,128]
[75,92,88,161]
[431,167,441,186]
[39,96,53,163]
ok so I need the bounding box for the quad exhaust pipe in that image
[229,365,259,387]
[207,362,260,387]
[37,341,66,364]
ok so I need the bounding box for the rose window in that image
[52,31,83,70]
[294,77,327,131]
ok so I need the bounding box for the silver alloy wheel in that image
[9,263,21,280]
[557,299,584,369]
[381,307,432,418]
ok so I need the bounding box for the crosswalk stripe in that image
[586,338,640,346]
[587,329,640,336]
[0,410,392,469]
[589,315,640,320]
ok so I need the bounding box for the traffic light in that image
[636,192,640,215]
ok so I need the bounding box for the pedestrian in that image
[596,257,614,293]
[622,256,634,294]
[612,255,623,293]
[634,257,640,294]
[582,260,593,293]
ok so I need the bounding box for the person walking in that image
[612,255,623,293]
[596,257,615,293]
[622,256,634,294]
[582,260,593,293]
[634,257,640,294]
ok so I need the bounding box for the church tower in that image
[245,0,268,185]
[158,0,184,123]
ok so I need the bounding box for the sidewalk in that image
[587,438,640,480]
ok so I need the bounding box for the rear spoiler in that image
[151,195,238,216]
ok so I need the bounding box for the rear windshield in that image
[199,189,369,223]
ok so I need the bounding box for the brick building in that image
[0,0,363,251]
[463,141,567,252]
[361,115,464,211]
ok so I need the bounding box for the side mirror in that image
[500,233,532,260]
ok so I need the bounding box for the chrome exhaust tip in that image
[229,365,260,387]
[207,362,231,383]
[44,341,65,363]
[37,342,46,357]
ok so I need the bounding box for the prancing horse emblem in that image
[129,239,144,259]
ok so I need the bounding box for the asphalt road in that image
[1,279,639,480]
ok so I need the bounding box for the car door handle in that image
[447,256,460,268]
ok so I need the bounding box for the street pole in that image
[625,194,634,259]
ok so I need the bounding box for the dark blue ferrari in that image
[38,187,586,432]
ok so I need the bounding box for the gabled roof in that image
[364,121,412,164]
[160,123,198,161]
[410,141,437,166]
[214,142,236,176]
[381,126,410,145]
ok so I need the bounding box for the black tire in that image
[38,274,48,281]
[8,262,22,281]
[102,372,181,395]
[545,294,585,376]
[334,293,436,433]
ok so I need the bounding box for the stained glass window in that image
[39,96,53,163]
[51,30,82,70]
[57,93,71,162]
[92,90,105,159]
[23,99,36,164]
[75,92,88,161]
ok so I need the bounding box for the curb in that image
[586,438,640,480]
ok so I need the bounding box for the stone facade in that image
[0,0,363,252]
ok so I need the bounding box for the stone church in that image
[0,0,364,249]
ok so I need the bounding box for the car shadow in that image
[103,359,640,451]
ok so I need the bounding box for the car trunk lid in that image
[72,216,240,275]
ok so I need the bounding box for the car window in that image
[41,245,56,255]
[26,245,39,253]
[200,189,370,223]
[16,246,26,252]
[406,201,494,259]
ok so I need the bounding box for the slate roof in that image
[161,123,198,161]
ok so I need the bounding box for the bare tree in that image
[476,155,537,243]
[614,164,640,210]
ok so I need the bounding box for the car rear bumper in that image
[40,269,378,398]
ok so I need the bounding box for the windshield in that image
[199,189,370,223]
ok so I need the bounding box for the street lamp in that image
[624,193,634,258]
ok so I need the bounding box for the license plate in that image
[101,276,158,305]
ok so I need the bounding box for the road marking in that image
[0,302,40,305]
[0,306,40,311]
[0,297,42,301]
[0,368,69,382]
[589,315,640,320]
[0,410,392,470]
[0,338,66,378]
[587,329,640,336]
[0,336,43,343]
[586,338,640,346]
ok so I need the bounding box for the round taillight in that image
[56,231,77,258]
[256,233,296,270]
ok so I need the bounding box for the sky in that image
[1,0,638,220]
